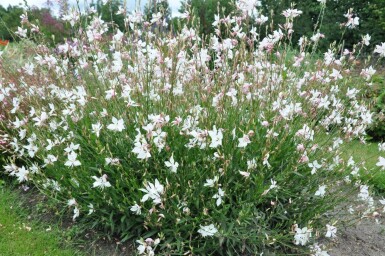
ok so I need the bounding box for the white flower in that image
[113,29,123,41]
[4,163,18,176]
[379,143,385,152]
[311,32,324,42]
[130,203,142,215]
[73,206,80,220]
[212,14,220,26]
[62,10,79,27]
[376,156,385,170]
[212,188,225,206]
[136,237,159,255]
[362,34,371,46]
[204,176,219,187]
[12,117,25,129]
[325,224,337,238]
[247,159,257,170]
[101,108,108,117]
[232,128,236,140]
[358,185,370,200]
[347,17,359,28]
[165,154,179,173]
[23,143,38,158]
[23,63,34,75]
[308,160,322,175]
[239,171,250,178]
[16,166,29,183]
[92,174,112,189]
[92,122,103,137]
[65,151,81,167]
[346,87,359,99]
[282,8,303,19]
[330,69,342,80]
[208,125,223,148]
[344,9,359,29]
[361,111,373,125]
[136,239,147,255]
[262,179,278,195]
[16,26,27,37]
[198,49,210,66]
[107,117,125,132]
[315,185,327,197]
[198,224,218,237]
[105,157,120,166]
[280,102,302,120]
[140,179,164,205]
[45,139,55,151]
[88,204,94,215]
[64,142,80,153]
[237,134,251,148]
[151,12,162,24]
[67,198,77,206]
[269,179,278,190]
[132,139,151,160]
[294,225,312,246]
[296,124,314,141]
[236,0,261,14]
[44,154,58,166]
[105,89,116,99]
[29,163,40,174]
[360,66,376,81]
[374,42,385,57]
[310,243,330,256]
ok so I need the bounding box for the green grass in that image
[0,186,83,256]
[341,140,385,192]
[342,140,378,169]
[315,134,384,193]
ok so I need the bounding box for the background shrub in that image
[367,77,385,141]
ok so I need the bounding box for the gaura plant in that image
[1,0,385,255]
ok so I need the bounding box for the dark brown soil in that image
[15,186,134,256]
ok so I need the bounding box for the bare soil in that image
[326,215,385,256]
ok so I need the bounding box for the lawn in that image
[343,140,385,192]
[0,187,83,256]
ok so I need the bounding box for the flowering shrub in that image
[1,1,385,255]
